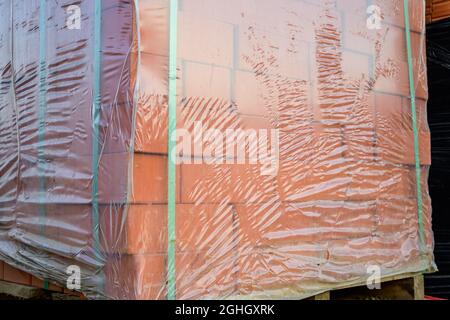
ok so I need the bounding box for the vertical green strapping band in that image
[92,0,102,261]
[167,0,178,301]
[38,0,47,234]
[403,0,425,251]
[38,0,49,290]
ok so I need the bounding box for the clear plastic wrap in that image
[0,0,436,299]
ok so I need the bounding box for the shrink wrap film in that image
[0,0,435,299]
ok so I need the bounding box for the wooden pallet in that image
[0,270,424,300]
[309,273,424,300]
[0,280,83,300]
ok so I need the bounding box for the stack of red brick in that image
[0,0,436,300]
[101,0,435,299]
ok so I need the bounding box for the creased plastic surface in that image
[0,0,436,299]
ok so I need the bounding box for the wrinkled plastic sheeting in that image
[0,0,436,299]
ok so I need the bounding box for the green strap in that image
[38,0,47,234]
[167,0,178,301]
[92,0,102,261]
[403,0,425,251]
[38,0,49,291]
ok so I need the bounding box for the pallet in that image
[1,272,424,300]
[309,273,424,300]
[0,280,83,300]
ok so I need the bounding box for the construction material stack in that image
[0,0,436,299]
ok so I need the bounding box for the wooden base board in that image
[1,272,425,300]
[0,280,83,300]
[309,273,424,300]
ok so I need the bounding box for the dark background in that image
[425,18,450,299]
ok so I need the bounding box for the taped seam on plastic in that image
[404,0,425,252]
[38,0,49,290]
[92,0,103,284]
[167,0,179,301]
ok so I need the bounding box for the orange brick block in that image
[181,162,280,204]
[129,154,181,204]
[104,251,237,299]
[237,201,377,248]
[374,28,427,100]
[101,204,235,255]
[374,0,425,33]
[178,12,234,68]
[236,246,327,295]
[376,129,431,165]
